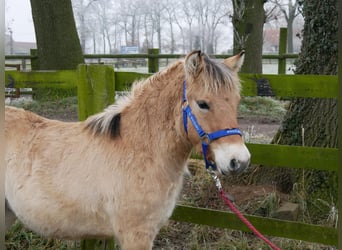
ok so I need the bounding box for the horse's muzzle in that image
[212,143,251,175]
[227,157,250,175]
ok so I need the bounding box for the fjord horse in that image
[5,51,250,249]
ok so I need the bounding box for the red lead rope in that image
[218,189,281,250]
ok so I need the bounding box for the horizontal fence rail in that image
[113,72,338,98]
[5,70,338,99]
[4,65,339,246]
[5,52,298,74]
[171,205,337,246]
[192,144,338,171]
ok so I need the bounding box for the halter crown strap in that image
[182,81,242,170]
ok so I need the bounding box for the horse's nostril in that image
[230,159,239,170]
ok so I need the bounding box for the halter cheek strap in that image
[182,81,242,170]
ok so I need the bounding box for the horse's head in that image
[183,50,250,175]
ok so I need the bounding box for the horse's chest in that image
[162,176,184,220]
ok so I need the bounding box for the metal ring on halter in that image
[200,133,211,144]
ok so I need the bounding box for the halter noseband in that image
[182,81,242,171]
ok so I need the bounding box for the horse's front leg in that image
[116,228,156,250]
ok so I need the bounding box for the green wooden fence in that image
[4,66,339,247]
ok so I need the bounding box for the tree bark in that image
[232,0,265,73]
[274,0,338,147]
[254,0,338,221]
[273,99,337,148]
[30,0,84,70]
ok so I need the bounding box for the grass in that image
[239,96,288,122]
[7,95,79,121]
[5,221,78,250]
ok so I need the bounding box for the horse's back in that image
[5,106,48,137]
[5,106,56,182]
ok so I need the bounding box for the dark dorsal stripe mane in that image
[84,105,122,139]
[108,113,121,138]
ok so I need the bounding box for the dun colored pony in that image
[5,51,250,249]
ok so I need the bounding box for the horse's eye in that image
[197,100,210,110]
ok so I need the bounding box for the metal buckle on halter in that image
[200,133,211,145]
[207,168,223,191]
[182,101,189,110]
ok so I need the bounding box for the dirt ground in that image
[238,116,281,144]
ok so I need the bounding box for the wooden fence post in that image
[77,64,116,249]
[80,239,115,250]
[77,64,115,121]
[30,49,39,70]
[278,27,287,74]
[148,48,159,73]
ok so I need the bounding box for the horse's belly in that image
[6,177,114,239]
[7,195,114,239]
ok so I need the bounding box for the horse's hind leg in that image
[5,199,17,231]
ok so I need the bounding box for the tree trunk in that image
[232,0,265,73]
[285,0,298,53]
[273,99,337,148]
[287,17,294,53]
[255,0,338,222]
[30,0,84,70]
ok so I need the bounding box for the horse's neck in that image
[123,62,192,165]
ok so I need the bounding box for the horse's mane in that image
[84,53,240,139]
[200,53,240,93]
[84,78,146,138]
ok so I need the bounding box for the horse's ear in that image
[185,50,203,77]
[223,50,245,72]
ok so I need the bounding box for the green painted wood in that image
[247,144,338,171]
[5,70,337,99]
[77,64,115,121]
[5,54,35,60]
[114,72,338,98]
[171,205,338,246]
[114,71,151,91]
[147,48,159,73]
[81,239,115,250]
[192,144,337,171]
[30,49,39,70]
[5,70,77,89]
[240,74,338,98]
[278,28,287,74]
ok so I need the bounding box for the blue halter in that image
[182,81,242,170]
